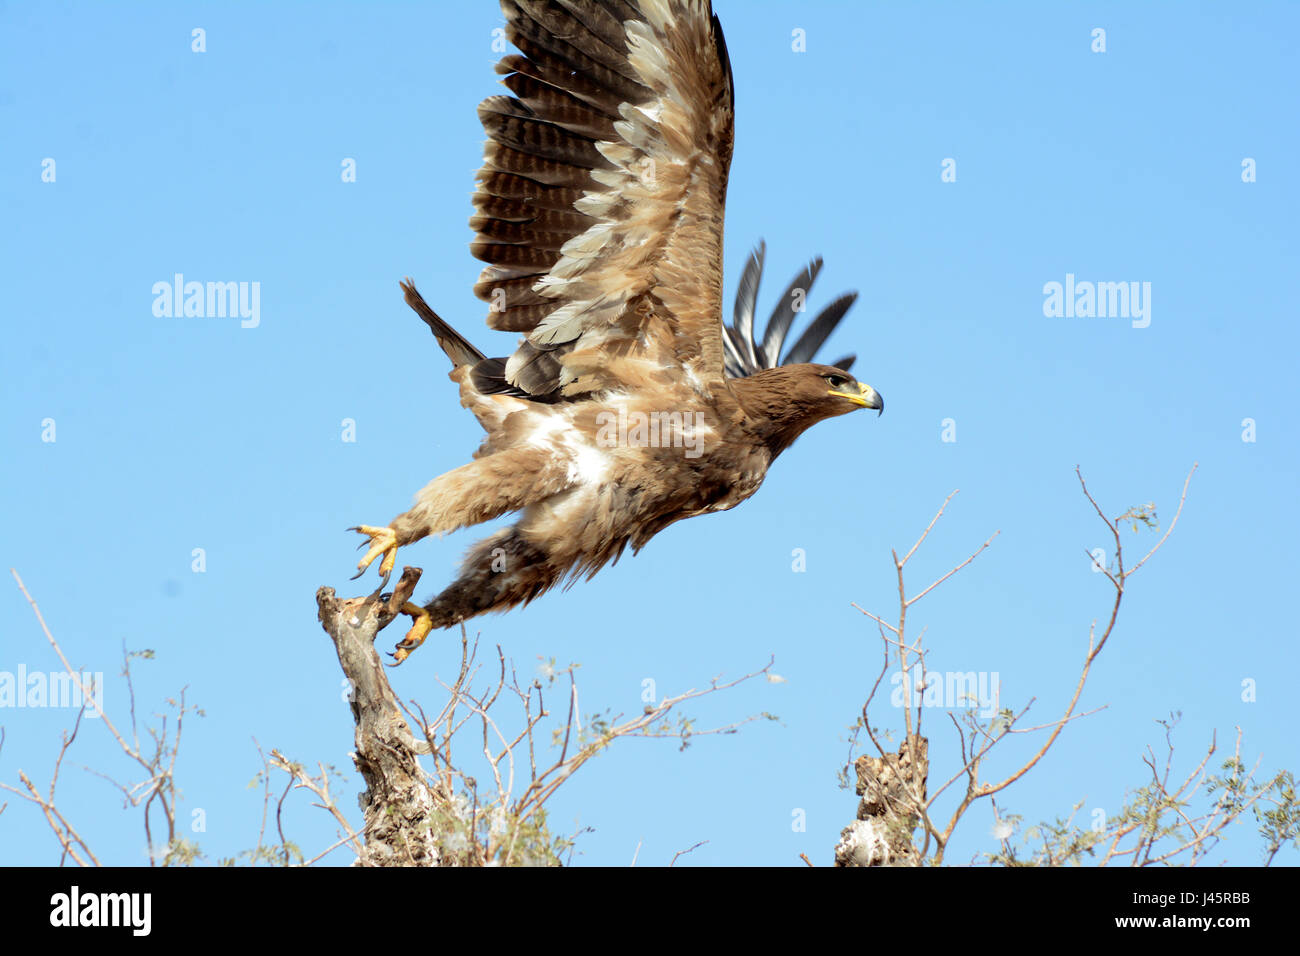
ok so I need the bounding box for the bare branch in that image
[670,839,709,867]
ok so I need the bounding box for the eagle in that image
[352,0,884,662]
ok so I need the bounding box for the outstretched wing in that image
[723,240,859,378]
[469,0,735,401]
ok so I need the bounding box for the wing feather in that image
[781,292,859,365]
[758,257,823,367]
[729,241,764,371]
[471,0,735,399]
[722,245,860,378]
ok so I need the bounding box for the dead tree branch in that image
[839,464,1203,866]
[315,567,447,866]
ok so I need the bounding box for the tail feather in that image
[401,278,485,367]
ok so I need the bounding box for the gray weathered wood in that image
[835,736,929,867]
[316,568,444,866]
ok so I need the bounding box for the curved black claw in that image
[349,524,399,581]
[348,526,368,579]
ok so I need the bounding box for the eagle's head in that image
[814,365,885,418]
[734,363,883,458]
[767,363,884,422]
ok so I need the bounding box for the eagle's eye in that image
[825,373,850,390]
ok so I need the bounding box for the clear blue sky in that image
[2,1,1297,866]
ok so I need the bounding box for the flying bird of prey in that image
[352,0,883,662]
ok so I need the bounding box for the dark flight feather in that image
[723,241,859,378]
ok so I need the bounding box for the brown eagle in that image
[352,0,883,662]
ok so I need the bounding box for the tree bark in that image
[835,735,929,867]
[316,568,445,866]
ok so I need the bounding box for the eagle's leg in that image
[389,525,566,664]
[392,602,434,664]
[350,447,568,582]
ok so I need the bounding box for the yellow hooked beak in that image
[829,381,885,416]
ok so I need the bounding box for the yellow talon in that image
[392,602,433,664]
[351,524,398,578]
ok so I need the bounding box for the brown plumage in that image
[352,0,883,662]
